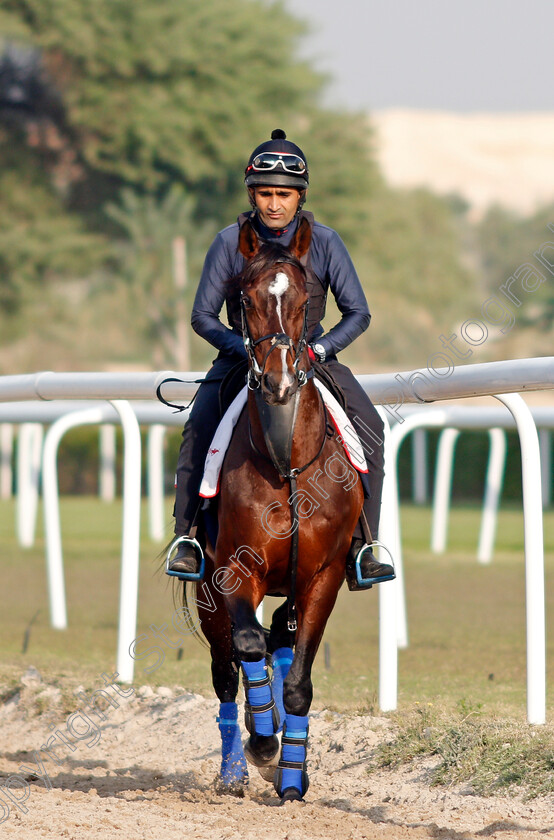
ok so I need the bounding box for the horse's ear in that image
[238,220,260,260]
[289,216,312,260]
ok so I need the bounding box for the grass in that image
[372,701,554,798]
[0,498,552,725]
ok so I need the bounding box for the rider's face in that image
[252,187,302,229]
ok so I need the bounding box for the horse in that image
[184,216,364,803]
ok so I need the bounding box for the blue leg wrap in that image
[217,702,248,786]
[271,647,294,733]
[274,713,309,798]
[241,658,278,737]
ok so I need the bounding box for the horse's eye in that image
[242,295,252,308]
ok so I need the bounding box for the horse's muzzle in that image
[261,371,299,405]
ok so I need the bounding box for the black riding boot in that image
[345,538,395,591]
[168,541,199,575]
[166,536,205,580]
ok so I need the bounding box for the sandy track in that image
[0,679,552,840]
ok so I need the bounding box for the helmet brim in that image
[245,171,308,189]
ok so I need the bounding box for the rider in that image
[168,129,394,589]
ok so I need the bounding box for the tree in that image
[335,182,477,369]
[475,203,554,334]
[0,0,378,365]
[105,185,215,367]
[0,136,108,341]
[0,0,476,373]
[0,1,318,194]
[0,0,380,229]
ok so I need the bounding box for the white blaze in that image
[268,271,289,332]
[268,271,292,396]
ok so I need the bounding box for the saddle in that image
[310,360,348,412]
[219,360,249,416]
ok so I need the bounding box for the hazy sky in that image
[284,0,554,112]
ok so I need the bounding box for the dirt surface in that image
[1,672,552,840]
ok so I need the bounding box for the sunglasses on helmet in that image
[248,152,307,175]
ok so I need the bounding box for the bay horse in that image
[186,216,364,803]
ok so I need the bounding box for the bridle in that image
[240,268,310,392]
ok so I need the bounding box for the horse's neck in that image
[291,381,324,465]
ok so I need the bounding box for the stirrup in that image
[354,540,395,590]
[165,535,205,581]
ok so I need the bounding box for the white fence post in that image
[99,424,116,502]
[147,424,167,542]
[431,427,460,554]
[377,408,398,710]
[539,429,551,508]
[42,409,105,630]
[16,423,43,548]
[389,412,449,649]
[110,401,142,684]
[412,428,428,504]
[477,428,507,564]
[495,394,545,725]
[1,422,13,499]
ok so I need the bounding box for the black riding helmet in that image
[244,128,309,189]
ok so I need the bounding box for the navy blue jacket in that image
[191,213,371,359]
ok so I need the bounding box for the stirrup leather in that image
[165,535,205,581]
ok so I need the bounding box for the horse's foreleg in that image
[275,568,344,802]
[194,581,248,794]
[216,700,247,794]
[268,600,295,732]
[226,596,281,769]
[274,647,311,803]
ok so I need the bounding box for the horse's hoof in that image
[280,786,304,804]
[256,761,279,783]
[244,736,280,782]
[214,775,247,797]
[244,734,279,763]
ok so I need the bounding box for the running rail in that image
[0,356,552,720]
[0,356,552,404]
[357,355,554,413]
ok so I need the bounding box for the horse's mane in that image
[228,242,306,296]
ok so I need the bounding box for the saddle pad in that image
[199,382,368,499]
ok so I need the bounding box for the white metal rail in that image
[0,357,552,721]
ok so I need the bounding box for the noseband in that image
[240,272,310,392]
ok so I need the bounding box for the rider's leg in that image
[170,355,243,574]
[322,358,384,534]
[322,359,394,587]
